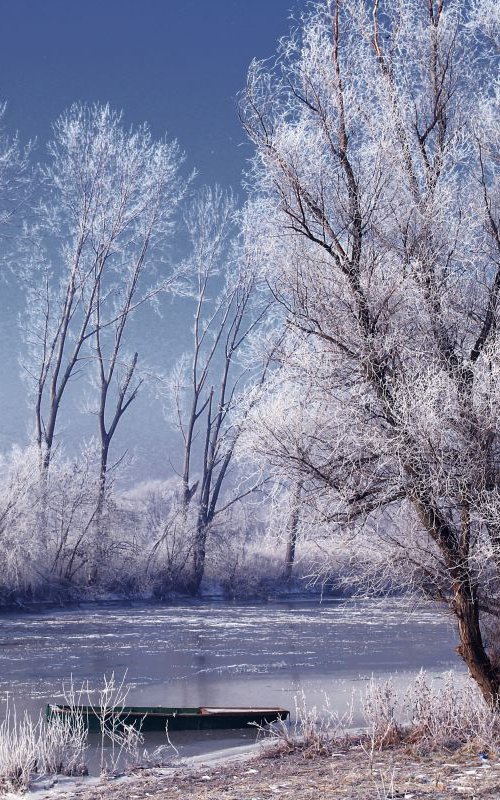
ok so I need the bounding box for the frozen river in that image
[0,598,461,762]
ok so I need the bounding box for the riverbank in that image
[0,590,339,614]
[32,741,500,800]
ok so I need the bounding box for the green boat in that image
[46,704,290,732]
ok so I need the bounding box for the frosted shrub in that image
[362,678,401,748]
[86,672,144,775]
[262,673,500,759]
[361,672,500,753]
[210,535,284,598]
[0,706,38,793]
[406,671,500,752]
[43,680,88,777]
[262,691,353,757]
[37,714,87,777]
[0,700,87,794]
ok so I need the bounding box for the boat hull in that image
[46,704,289,732]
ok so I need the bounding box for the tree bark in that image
[283,481,302,583]
[188,517,208,596]
[453,579,500,706]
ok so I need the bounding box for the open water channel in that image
[0,599,462,767]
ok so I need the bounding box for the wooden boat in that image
[46,704,290,732]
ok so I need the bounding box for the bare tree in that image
[22,103,188,474]
[241,0,500,702]
[168,186,270,594]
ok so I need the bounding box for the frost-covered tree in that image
[241,0,500,703]
[167,186,270,594]
[22,104,188,475]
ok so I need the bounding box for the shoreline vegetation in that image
[2,673,500,798]
[0,564,368,612]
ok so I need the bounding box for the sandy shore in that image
[30,741,500,800]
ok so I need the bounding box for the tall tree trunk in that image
[283,481,302,583]
[453,579,500,706]
[88,439,109,585]
[411,491,500,705]
[189,515,208,596]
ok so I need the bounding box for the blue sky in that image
[0,0,297,477]
[1,0,296,186]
